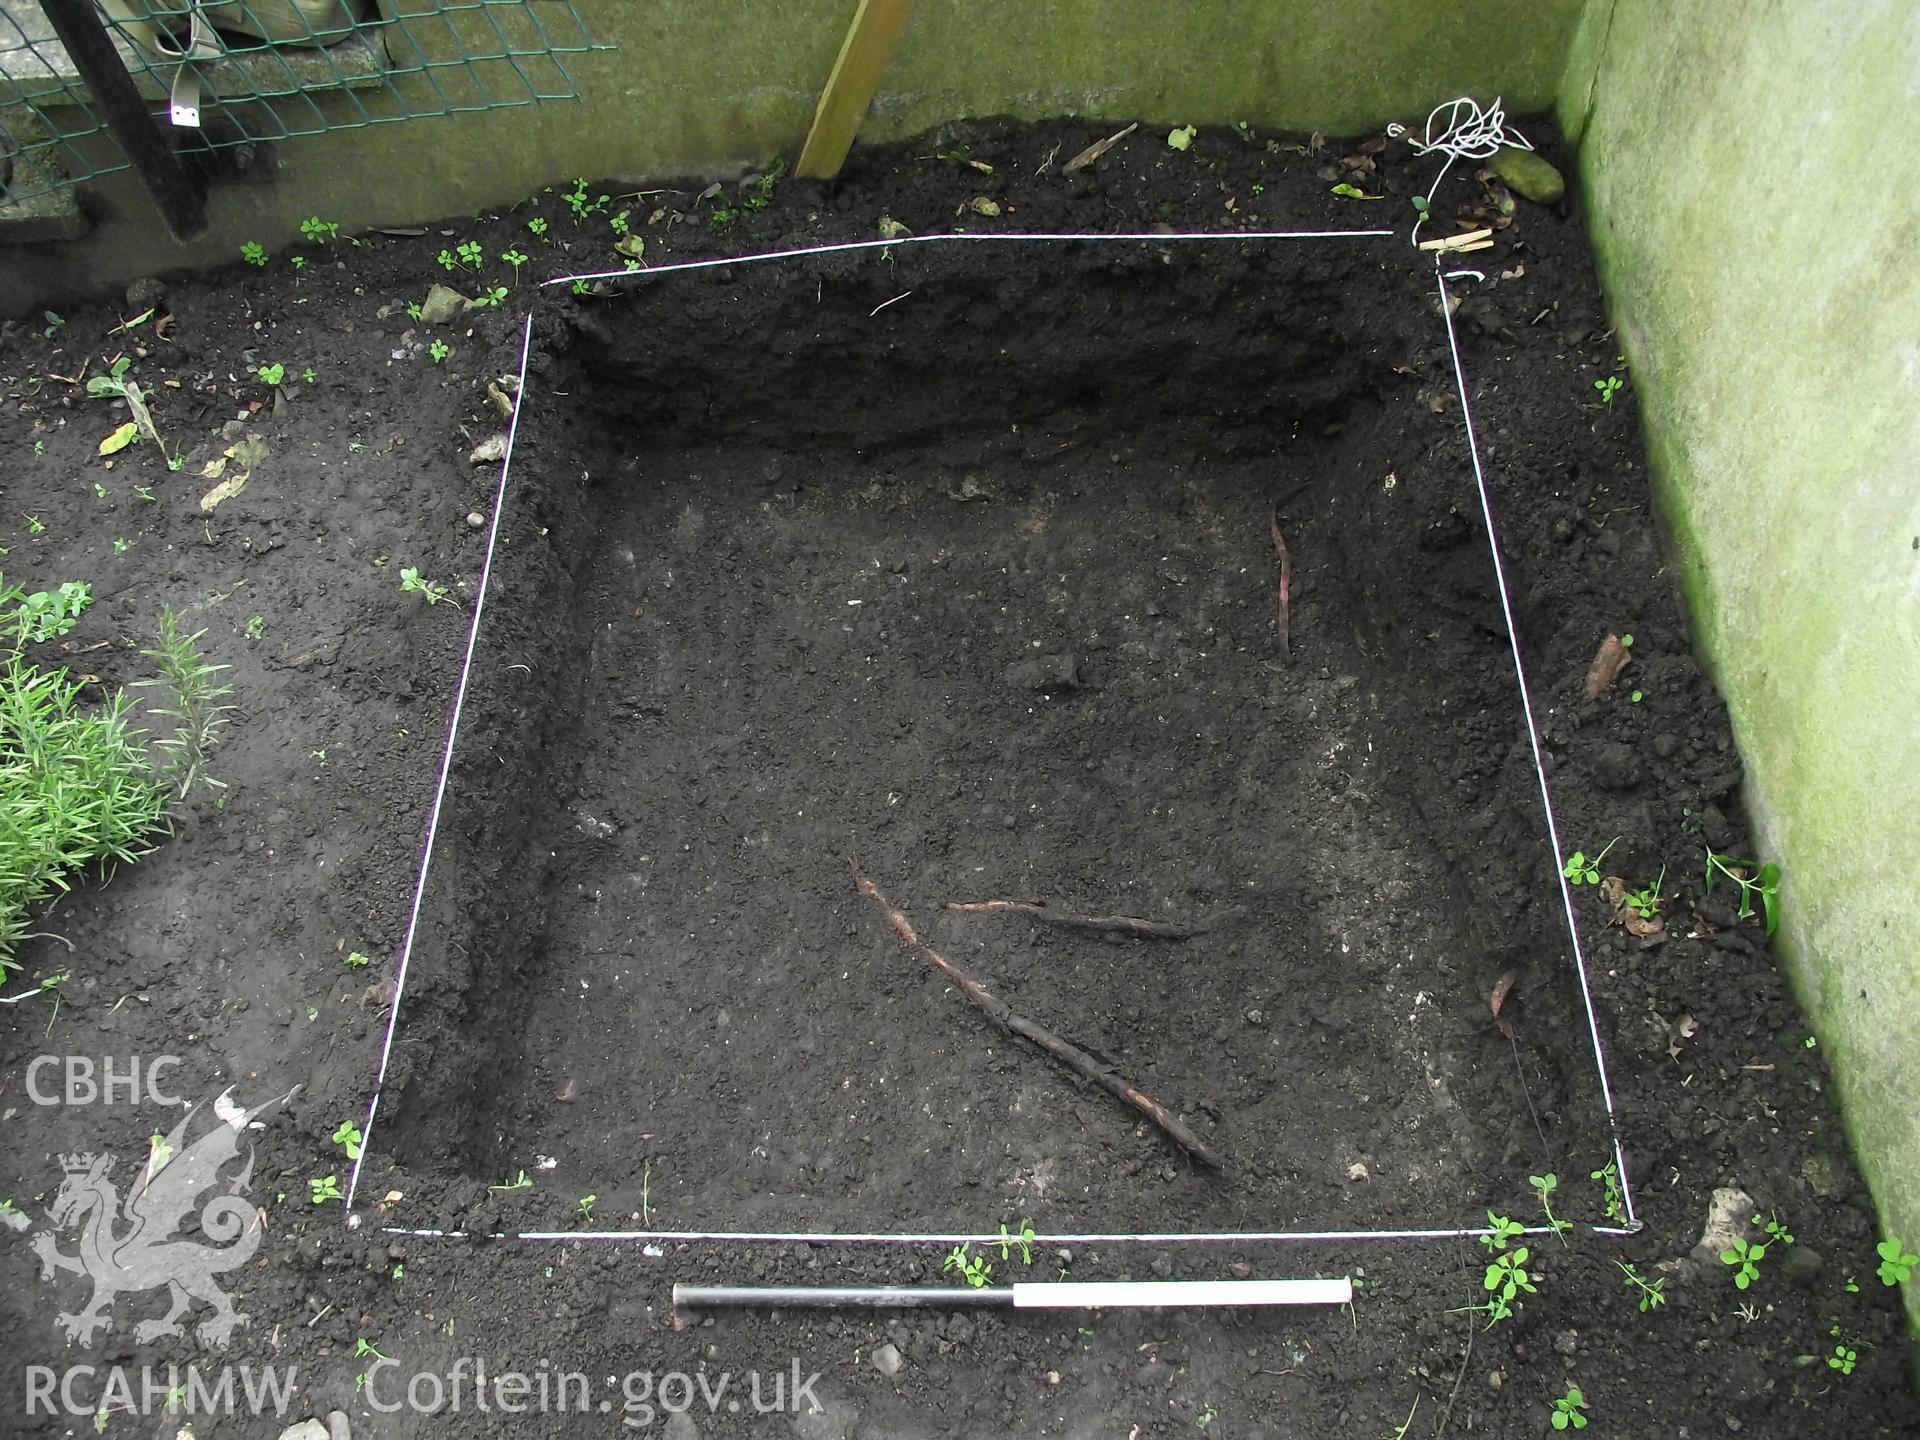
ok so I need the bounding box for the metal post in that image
[36,0,206,239]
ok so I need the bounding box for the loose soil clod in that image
[853,864,1225,1169]
[1270,507,1293,660]
[941,897,1240,940]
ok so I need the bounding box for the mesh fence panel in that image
[2,0,599,203]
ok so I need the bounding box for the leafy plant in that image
[1530,1173,1572,1244]
[1465,1212,1536,1328]
[241,241,268,267]
[134,607,234,797]
[1615,1261,1665,1312]
[708,207,737,231]
[1622,867,1665,919]
[1828,1342,1857,1376]
[302,366,317,385]
[565,177,609,221]
[1562,838,1617,886]
[996,1218,1037,1265]
[942,1244,992,1288]
[457,240,484,269]
[501,248,528,282]
[1590,1161,1623,1222]
[309,1174,343,1205]
[527,216,548,241]
[332,1120,364,1161]
[256,362,286,388]
[299,215,339,244]
[1757,1211,1794,1248]
[406,301,424,320]
[1,576,169,971]
[428,339,450,365]
[26,516,45,535]
[43,311,65,338]
[570,280,591,297]
[471,286,509,310]
[1875,1237,1917,1286]
[1595,376,1622,407]
[86,357,181,469]
[577,1194,597,1220]
[1704,849,1781,936]
[345,949,370,968]
[290,255,307,272]
[1550,1386,1588,1431]
[398,566,449,605]
[112,538,130,556]
[1720,1235,1767,1290]
[243,615,265,641]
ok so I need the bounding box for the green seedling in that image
[299,215,339,244]
[1876,1237,1918,1286]
[942,1244,992,1288]
[471,286,509,310]
[240,241,268,266]
[43,311,66,338]
[565,177,610,221]
[391,1263,404,1280]
[87,357,182,469]
[1828,1342,1857,1376]
[1411,195,1431,223]
[134,607,234,797]
[14,580,91,643]
[1330,183,1384,200]
[112,538,129,556]
[345,950,370,968]
[26,516,46,534]
[1386,1398,1420,1440]
[1197,1408,1218,1429]
[1591,1161,1624,1222]
[302,367,316,384]
[1562,838,1617,886]
[134,485,154,502]
[527,216,548,241]
[501,249,528,282]
[309,1174,342,1205]
[353,1338,389,1391]
[488,1169,532,1193]
[570,280,590,297]
[1616,1261,1665,1312]
[609,209,630,236]
[1622,867,1665,920]
[1720,1236,1766,1289]
[708,207,737,231]
[1167,124,1197,151]
[332,1120,363,1161]
[1456,1212,1536,1327]
[996,1218,1037,1265]
[1757,1212,1794,1248]
[456,240,484,269]
[243,615,265,640]
[428,339,450,365]
[1530,1173,1572,1244]
[1550,1386,1589,1431]
[406,301,424,321]
[1595,375,1622,407]
[399,566,449,605]
[256,362,285,388]
[577,1194,597,1220]
[1704,848,1782,936]
[290,255,306,271]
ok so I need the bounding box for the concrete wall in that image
[2,0,1581,308]
[1561,0,1920,1297]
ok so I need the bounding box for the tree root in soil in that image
[941,897,1241,940]
[851,863,1225,1170]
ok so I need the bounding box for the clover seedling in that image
[428,339,450,365]
[1595,375,1622,407]
[527,217,549,241]
[345,950,370,968]
[256,362,285,388]
[1704,848,1782,935]
[241,241,268,266]
[310,1174,343,1205]
[1876,1236,1918,1286]
[332,1120,364,1160]
[1590,1161,1623,1222]
[501,248,528,282]
[942,1244,992,1288]
[399,566,449,605]
[997,1218,1037,1265]
[1757,1211,1794,1248]
[1563,837,1617,886]
[299,215,339,244]
[1829,1342,1857,1376]
[457,240,484,269]
[1721,1235,1766,1289]
[1623,866,1665,920]
[1550,1386,1589,1430]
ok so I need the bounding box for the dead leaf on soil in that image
[966,196,1003,217]
[199,433,268,511]
[1064,121,1137,173]
[98,421,139,456]
[1490,971,1518,1040]
[1584,632,1632,698]
[1666,1012,1699,1061]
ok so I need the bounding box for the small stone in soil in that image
[871,1342,903,1377]
[467,511,486,528]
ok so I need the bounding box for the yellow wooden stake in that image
[794,0,918,181]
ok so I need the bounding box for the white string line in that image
[344,308,540,1212]
[380,1222,1642,1246]
[538,228,1395,289]
[1435,266,1640,1230]
[1387,96,1531,249]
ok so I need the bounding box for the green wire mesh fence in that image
[2,1,600,204]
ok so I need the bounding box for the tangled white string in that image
[1388,95,1532,247]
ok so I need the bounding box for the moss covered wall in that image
[1562,0,1920,1302]
[2,0,1582,308]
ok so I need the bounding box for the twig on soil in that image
[1583,632,1631,698]
[1063,121,1139,173]
[852,863,1224,1169]
[1270,508,1293,661]
[941,898,1241,940]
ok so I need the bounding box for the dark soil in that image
[3,115,1915,1438]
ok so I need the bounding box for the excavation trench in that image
[372,240,1610,1236]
